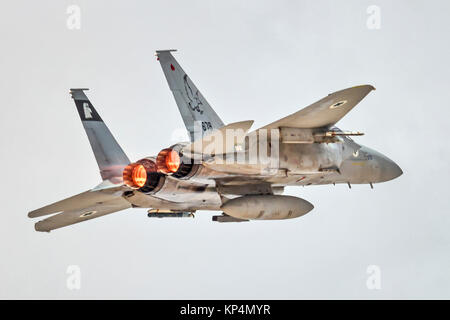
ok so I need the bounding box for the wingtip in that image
[28,208,43,218]
[28,207,61,218]
[351,84,376,91]
[34,221,49,232]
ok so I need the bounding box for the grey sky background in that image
[0,0,449,299]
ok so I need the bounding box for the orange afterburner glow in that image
[156,148,181,174]
[132,164,147,187]
[166,150,181,173]
[123,163,147,188]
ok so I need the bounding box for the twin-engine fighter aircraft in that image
[28,50,402,232]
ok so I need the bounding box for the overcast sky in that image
[0,0,449,299]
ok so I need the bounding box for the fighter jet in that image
[28,50,402,232]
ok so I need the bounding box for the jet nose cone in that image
[358,146,403,183]
[385,160,403,180]
[378,156,403,182]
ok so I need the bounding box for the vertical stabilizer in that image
[156,50,225,141]
[70,89,130,183]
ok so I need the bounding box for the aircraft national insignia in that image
[330,100,348,109]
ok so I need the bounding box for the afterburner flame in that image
[156,148,181,174]
[165,150,181,173]
[132,164,147,187]
[123,163,148,188]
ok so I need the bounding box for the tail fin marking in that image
[155,50,225,141]
[70,89,130,183]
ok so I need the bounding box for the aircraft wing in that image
[259,85,375,129]
[33,197,131,232]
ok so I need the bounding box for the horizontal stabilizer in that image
[28,185,126,218]
[34,197,131,232]
[260,85,375,130]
